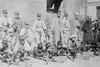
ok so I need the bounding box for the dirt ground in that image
[0,55,100,67]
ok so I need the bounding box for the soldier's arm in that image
[33,21,37,31]
[0,18,4,27]
[65,20,70,30]
[42,21,47,30]
[51,18,56,34]
[8,18,13,28]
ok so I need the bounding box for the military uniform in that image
[12,11,23,37]
[62,17,70,47]
[0,9,13,41]
[20,25,35,51]
[6,28,20,54]
[51,15,61,45]
[0,9,13,28]
[68,35,78,59]
[0,17,13,28]
[33,14,46,44]
[73,19,81,40]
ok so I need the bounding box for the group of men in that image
[0,9,45,55]
[1,8,100,63]
[0,8,82,61]
[49,11,81,47]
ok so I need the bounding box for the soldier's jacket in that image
[33,20,46,33]
[0,17,13,40]
[0,16,13,28]
[12,17,23,37]
[6,35,19,53]
[20,27,34,43]
[20,27,35,51]
[61,18,70,33]
[32,20,47,44]
[69,40,77,50]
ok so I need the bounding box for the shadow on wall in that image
[0,0,46,25]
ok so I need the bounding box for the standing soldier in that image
[0,9,13,29]
[62,13,70,47]
[12,11,23,38]
[73,13,81,41]
[51,11,62,46]
[57,11,63,41]
[0,9,13,40]
[33,13,47,45]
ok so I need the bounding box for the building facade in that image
[87,0,100,21]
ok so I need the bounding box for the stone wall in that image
[0,0,46,25]
[62,0,86,20]
[87,0,100,21]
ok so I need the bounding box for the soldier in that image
[33,13,47,45]
[82,16,94,51]
[18,36,25,61]
[0,38,9,58]
[0,9,13,41]
[20,23,35,54]
[73,13,81,41]
[51,11,62,46]
[0,9,13,29]
[61,13,70,47]
[68,35,77,59]
[12,11,23,38]
[6,28,20,62]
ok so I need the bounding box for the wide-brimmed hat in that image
[69,34,77,39]
[74,12,79,16]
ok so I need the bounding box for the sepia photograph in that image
[0,0,100,67]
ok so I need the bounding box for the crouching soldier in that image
[7,28,20,63]
[17,36,25,61]
[33,43,44,58]
[68,35,78,59]
[20,23,35,57]
[0,38,8,53]
[57,40,67,56]
[0,38,9,61]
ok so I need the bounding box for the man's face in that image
[65,15,68,19]
[72,37,76,41]
[9,32,14,37]
[3,13,7,17]
[15,14,19,18]
[37,16,41,20]
[20,40,25,46]
[75,15,79,20]
[25,24,29,29]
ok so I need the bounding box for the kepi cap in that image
[37,13,41,17]
[15,11,19,15]
[3,9,8,14]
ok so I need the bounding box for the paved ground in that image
[0,55,100,67]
